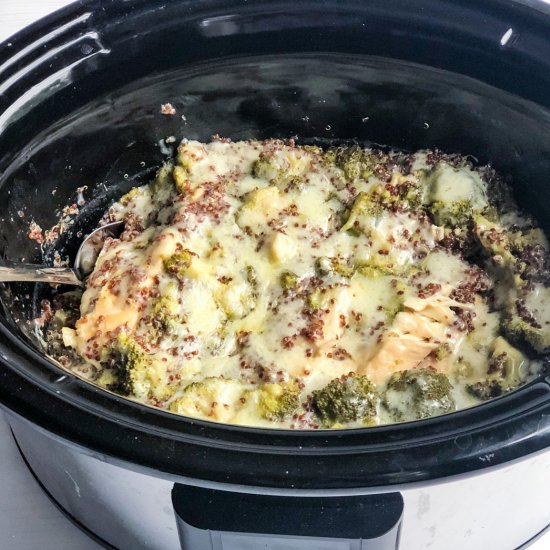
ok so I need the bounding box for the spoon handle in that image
[0,264,83,286]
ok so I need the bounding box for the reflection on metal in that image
[0,264,82,286]
[500,27,514,46]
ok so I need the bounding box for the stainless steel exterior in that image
[6,410,550,550]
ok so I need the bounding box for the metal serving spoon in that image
[0,221,124,287]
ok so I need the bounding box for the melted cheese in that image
[55,139,545,429]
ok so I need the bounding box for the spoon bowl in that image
[0,220,124,286]
[73,221,124,279]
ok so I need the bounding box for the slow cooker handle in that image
[172,483,404,549]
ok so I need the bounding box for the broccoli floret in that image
[169,377,248,421]
[323,145,377,182]
[302,145,323,155]
[340,191,382,233]
[340,181,422,234]
[172,141,210,193]
[502,314,550,354]
[474,214,515,263]
[315,254,411,280]
[315,256,354,278]
[175,141,204,187]
[488,336,525,383]
[151,294,180,335]
[152,294,177,317]
[102,335,173,402]
[119,186,140,206]
[355,255,415,277]
[252,155,304,188]
[104,334,145,395]
[475,216,547,258]
[312,373,380,427]
[466,380,505,400]
[500,284,550,353]
[307,287,329,310]
[509,227,547,251]
[396,179,424,209]
[475,217,550,344]
[177,143,198,172]
[163,249,197,281]
[101,335,146,396]
[173,140,210,192]
[429,199,473,227]
[280,270,299,289]
[354,264,385,278]
[475,215,549,287]
[151,161,176,196]
[467,336,526,401]
[169,378,300,423]
[384,368,455,422]
[253,382,301,421]
[432,344,451,361]
[173,165,189,194]
[252,155,285,182]
[425,164,488,227]
[252,150,310,188]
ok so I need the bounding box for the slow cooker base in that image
[13,426,550,550]
[7,411,550,550]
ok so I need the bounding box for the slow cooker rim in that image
[6,403,550,498]
[1,0,550,50]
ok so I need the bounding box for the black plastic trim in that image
[172,484,403,538]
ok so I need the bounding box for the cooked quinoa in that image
[45,138,549,428]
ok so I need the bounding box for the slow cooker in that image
[1,1,550,548]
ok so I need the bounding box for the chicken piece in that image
[237,186,286,231]
[320,287,351,345]
[364,313,444,384]
[404,289,470,324]
[75,287,140,349]
[362,291,471,384]
[269,233,297,264]
[308,286,352,354]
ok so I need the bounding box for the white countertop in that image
[0,0,71,43]
[0,413,100,549]
[0,3,549,549]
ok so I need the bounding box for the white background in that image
[0,2,549,549]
